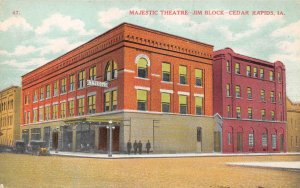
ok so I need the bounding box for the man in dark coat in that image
[146,140,151,154]
[127,140,132,154]
[133,140,138,154]
[138,140,142,154]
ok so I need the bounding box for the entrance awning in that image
[63,116,123,125]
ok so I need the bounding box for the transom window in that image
[105,61,118,81]
[161,93,171,112]
[179,95,188,114]
[137,90,147,111]
[195,97,203,115]
[137,58,148,78]
[162,63,171,82]
[179,65,187,84]
[195,69,203,87]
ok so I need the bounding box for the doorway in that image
[98,127,107,151]
[98,126,120,152]
[237,132,243,152]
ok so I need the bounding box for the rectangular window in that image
[235,63,240,74]
[31,128,41,140]
[195,96,203,115]
[46,85,50,98]
[269,71,274,81]
[260,90,265,102]
[248,108,252,119]
[246,65,251,77]
[262,133,267,147]
[270,91,275,103]
[162,63,171,82]
[33,90,38,102]
[278,92,282,103]
[271,111,275,121]
[179,65,187,84]
[70,75,75,91]
[45,106,50,120]
[197,127,202,142]
[228,132,232,145]
[253,67,258,78]
[179,95,188,114]
[272,134,277,149]
[78,98,84,116]
[195,69,203,87]
[53,104,58,119]
[53,81,58,97]
[260,68,264,79]
[61,78,66,94]
[39,107,44,121]
[249,133,254,147]
[40,87,44,100]
[89,66,96,80]
[88,95,96,114]
[247,87,252,99]
[78,70,86,89]
[33,109,37,123]
[104,92,111,112]
[227,105,231,117]
[235,85,241,98]
[137,90,147,111]
[61,102,66,118]
[278,72,282,82]
[69,100,74,117]
[261,109,266,120]
[226,84,231,97]
[137,59,148,78]
[161,93,171,112]
[226,61,231,72]
[112,90,117,111]
[236,106,241,119]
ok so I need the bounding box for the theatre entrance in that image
[98,126,120,152]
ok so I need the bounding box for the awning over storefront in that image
[63,116,123,125]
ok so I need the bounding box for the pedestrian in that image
[133,140,138,154]
[138,140,142,154]
[146,140,151,154]
[127,140,132,154]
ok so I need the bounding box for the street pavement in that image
[227,161,300,171]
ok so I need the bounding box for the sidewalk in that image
[49,151,300,159]
[227,161,300,171]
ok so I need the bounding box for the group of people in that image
[127,140,151,154]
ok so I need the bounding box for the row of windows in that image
[227,61,282,82]
[0,99,14,112]
[227,105,282,121]
[226,84,282,103]
[0,115,13,127]
[227,132,280,149]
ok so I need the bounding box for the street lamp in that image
[153,120,160,152]
[106,120,115,157]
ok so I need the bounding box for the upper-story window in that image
[278,72,282,83]
[40,87,44,100]
[46,85,50,99]
[269,71,274,81]
[137,90,147,111]
[260,89,265,102]
[104,90,117,112]
[253,67,258,78]
[137,58,148,78]
[248,107,252,119]
[78,98,85,116]
[33,90,38,102]
[270,91,275,103]
[105,61,118,81]
[195,96,203,115]
[88,95,96,114]
[278,92,282,104]
[195,69,203,87]
[261,109,266,120]
[227,105,231,117]
[246,65,251,77]
[179,95,188,114]
[78,70,86,89]
[247,87,252,99]
[260,68,264,79]
[179,65,187,84]
[161,93,171,112]
[33,109,37,123]
[271,111,275,121]
[53,104,58,119]
[226,84,231,97]
[61,78,66,94]
[89,66,96,81]
[162,62,171,82]
[235,63,240,74]
[39,107,44,122]
[45,106,50,120]
[61,102,66,119]
[69,100,74,117]
[53,81,58,97]
[235,85,241,98]
[226,61,231,72]
[70,75,75,92]
[236,106,241,119]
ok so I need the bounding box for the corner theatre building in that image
[21,23,216,153]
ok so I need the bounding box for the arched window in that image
[104,60,118,81]
[137,58,148,78]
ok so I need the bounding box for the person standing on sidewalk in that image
[133,140,138,154]
[127,140,132,154]
[138,140,143,154]
[146,140,151,154]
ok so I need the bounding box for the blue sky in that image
[0,0,299,102]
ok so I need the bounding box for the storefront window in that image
[76,124,95,151]
[31,128,41,140]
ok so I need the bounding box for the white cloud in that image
[35,13,95,35]
[250,15,284,28]
[40,37,84,55]
[0,45,37,56]
[217,26,257,41]
[98,8,127,29]
[0,58,49,70]
[0,50,9,56]
[0,16,33,32]
[271,19,300,38]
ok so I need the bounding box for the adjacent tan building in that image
[0,86,21,147]
[286,98,300,152]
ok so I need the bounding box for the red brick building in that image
[213,48,286,153]
[21,23,216,153]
